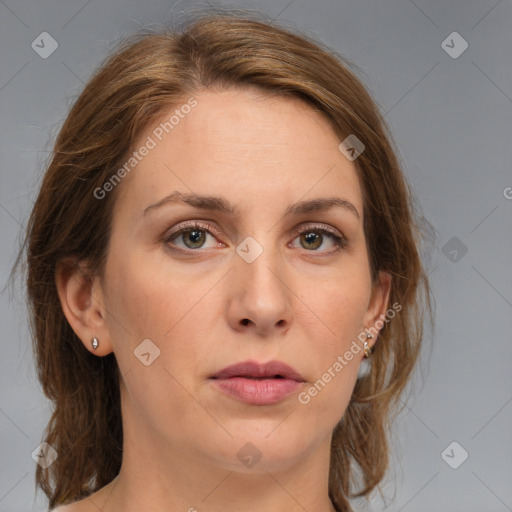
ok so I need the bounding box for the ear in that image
[55,257,114,356]
[362,270,392,349]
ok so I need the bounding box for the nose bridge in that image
[229,231,292,333]
[236,233,285,297]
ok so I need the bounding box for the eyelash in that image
[164,221,348,255]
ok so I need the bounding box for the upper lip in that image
[211,360,305,382]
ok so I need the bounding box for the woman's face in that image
[95,87,390,474]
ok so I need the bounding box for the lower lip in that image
[210,377,303,405]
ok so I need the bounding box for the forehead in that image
[112,88,363,221]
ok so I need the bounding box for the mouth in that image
[209,360,305,405]
[210,360,305,382]
[228,375,286,379]
[211,374,287,379]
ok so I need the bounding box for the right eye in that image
[164,221,226,253]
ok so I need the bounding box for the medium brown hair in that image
[20,9,433,511]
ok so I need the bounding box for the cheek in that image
[104,263,159,337]
[296,270,369,406]
[302,270,371,345]
[100,253,168,380]
[103,252,212,422]
[103,247,224,372]
[297,282,366,419]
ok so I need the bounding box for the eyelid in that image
[165,220,223,241]
[290,222,345,241]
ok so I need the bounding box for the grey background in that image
[1,0,511,511]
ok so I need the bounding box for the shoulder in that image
[50,499,89,512]
[50,505,78,512]
[50,478,118,511]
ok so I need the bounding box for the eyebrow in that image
[143,191,360,220]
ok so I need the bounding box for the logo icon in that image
[134,338,161,366]
[441,32,468,59]
[236,236,263,263]
[441,441,469,469]
[442,236,468,263]
[31,32,59,59]
[338,134,365,161]
[236,442,262,468]
[31,442,58,468]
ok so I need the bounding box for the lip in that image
[209,360,305,406]
[211,360,305,381]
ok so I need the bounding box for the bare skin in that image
[55,87,391,512]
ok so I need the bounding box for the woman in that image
[23,10,432,512]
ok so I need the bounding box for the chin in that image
[209,426,314,473]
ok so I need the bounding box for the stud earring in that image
[363,333,373,359]
[91,337,99,350]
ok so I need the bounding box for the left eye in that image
[290,228,347,252]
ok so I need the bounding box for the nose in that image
[226,244,293,337]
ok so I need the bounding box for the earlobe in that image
[55,257,113,356]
